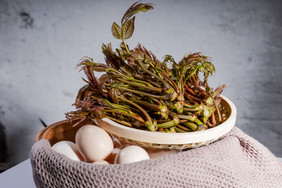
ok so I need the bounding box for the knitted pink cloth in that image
[30,127,282,188]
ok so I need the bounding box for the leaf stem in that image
[119,87,168,100]
[118,96,152,123]
[121,25,130,54]
[175,114,197,121]
[210,94,222,123]
[106,116,132,127]
[117,78,162,92]
[157,120,175,128]
[103,109,144,122]
[136,60,172,90]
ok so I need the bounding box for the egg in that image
[92,160,109,164]
[146,148,179,159]
[75,125,114,162]
[52,141,82,161]
[115,145,150,164]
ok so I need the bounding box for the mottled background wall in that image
[0,0,281,171]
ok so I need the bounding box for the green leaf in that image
[163,55,176,70]
[203,62,215,74]
[116,48,126,57]
[116,48,130,60]
[120,42,129,51]
[102,43,134,75]
[198,62,215,76]
[163,55,176,64]
[121,2,154,24]
[123,16,135,39]
[111,22,122,39]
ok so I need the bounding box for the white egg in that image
[92,160,109,164]
[75,125,114,162]
[115,145,150,164]
[146,148,179,159]
[112,148,121,154]
[52,141,81,161]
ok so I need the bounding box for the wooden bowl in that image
[36,119,92,145]
[37,95,236,149]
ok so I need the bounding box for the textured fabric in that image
[30,127,282,188]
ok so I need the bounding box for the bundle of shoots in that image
[66,2,227,133]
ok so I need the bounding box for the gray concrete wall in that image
[0,0,281,168]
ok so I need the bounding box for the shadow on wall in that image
[0,121,9,173]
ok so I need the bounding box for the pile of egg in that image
[51,125,163,164]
